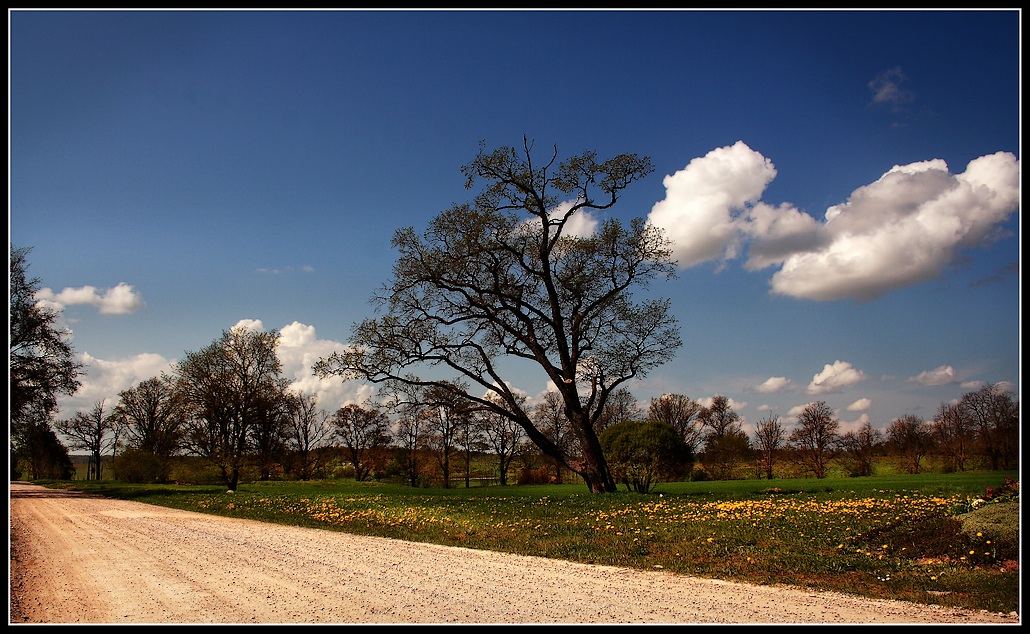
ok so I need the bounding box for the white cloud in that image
[275,321,373,412]
[769,152,1019,301]
[648,141,776,268]
[755,376,792,394]
[909,365,957,387]
[650,145,1019,302]
[740,202,825,271]
[57,351,176,414]
[36,282,145,315]
[698,395,747,411]
[868,66,915,105]
[807,360,867,394]
[846,398,872,412]
[232,318,265,333]
[839,412,872,435]
[548,200,599,238]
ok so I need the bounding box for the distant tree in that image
[531,390,574,484]
[931,402,974,473]
[959,383,1019,471]
[648,394,704,455]
[837,419,882,477]
[886,414,933,474]
[314,139,680,493]
[753,413,785,480]
[385,382,432,487]
[333,400,392,482]
[702,429,752,480]
[698,395,747,478]
[10,246,83,457]
[422,383,472,488]
[788,401,840,479]
[111,374,184,481]
[698,395,742,441]
[593,387,643,434]
[249,379,295,480]
[477,393,527,486]
[284,392,336,481]
[177,326,285,491]
[55,400,117,480]
[454,399,487,487]
[599,420,692,493]
[16,407,74,480]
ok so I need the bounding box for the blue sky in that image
[10,9,1020,438]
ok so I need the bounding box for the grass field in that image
[37,471,1020,615]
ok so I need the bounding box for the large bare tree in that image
[315,140,680,493]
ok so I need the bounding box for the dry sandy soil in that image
[7,482,1020,625]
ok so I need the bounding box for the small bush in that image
[600,420,693,493]
[110,449,165,484]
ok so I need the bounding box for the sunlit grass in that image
[44,471,1019,615]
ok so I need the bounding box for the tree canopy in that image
[315,139,681,492]
[9,246,82,431]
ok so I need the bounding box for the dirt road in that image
[7,482,1019,625]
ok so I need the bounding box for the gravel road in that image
[7,482,1019,625]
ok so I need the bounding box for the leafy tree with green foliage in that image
[315,139,680,493]
[599,419,693,493]
[10,246,82,471]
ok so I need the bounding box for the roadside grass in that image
[37,471,1019,616]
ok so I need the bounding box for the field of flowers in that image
[52,472,1019,615]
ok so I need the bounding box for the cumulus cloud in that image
[36,282,145,315]
[847,398,872,412]
[649,141,777,268]
[648,143,1020,302]
[548,200,600,238]
[839,412,872,436]
[909,364,957,387]
[754,376,792,394]
[230,319,374,411]
[698,395,747,411]
[273,321,373,411]
[770,152,1020,301]
[57,351,176,414]
[807,360,867,394]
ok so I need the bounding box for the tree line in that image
[9,140,1020,492]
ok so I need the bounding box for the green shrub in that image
[110,449,165,484]
[599,419,693,493]
[958,501,1019,560]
